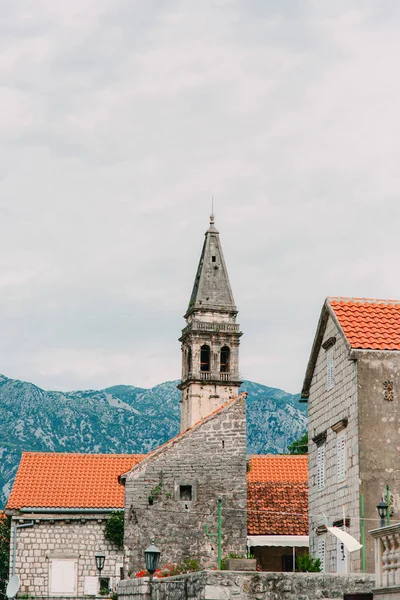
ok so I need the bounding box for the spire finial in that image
[210,196,215,225]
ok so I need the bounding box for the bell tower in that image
[178,214,242,431]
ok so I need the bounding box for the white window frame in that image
[337,431,346,483]
[326,347,334,391]
[318,538,326,572]
[317,443,325,490]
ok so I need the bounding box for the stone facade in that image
[358,351,400,571]
[9,514,123,596]
[123,395,247,575]
[179,308,242,431]
[118,571,375,600]
[304,301,400,573]
[307,314,361,572]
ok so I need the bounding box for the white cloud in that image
[1,1,400,393]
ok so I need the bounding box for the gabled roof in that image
[330,297,400,350]
[6,453,144,510]
[247,481,308,536]
[6,419,309,537]
[186,215,237,316]
[301,296,400,400]
[247,454,308,483]
[120,393,247,481]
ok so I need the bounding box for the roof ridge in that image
[328,296,400,305]
[120,392,248,480]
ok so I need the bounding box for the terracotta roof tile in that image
[6,453,144,510]
[246,455,308,483]
[246,455,308,535]
[247,481,308,535]
[329,297,400,350]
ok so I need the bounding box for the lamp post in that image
[144,540,160,582]
[377,499,388,529]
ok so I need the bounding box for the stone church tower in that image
[178,214,242,431]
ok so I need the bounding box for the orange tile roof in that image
[329,297,400,350]
[6,453,144,510]
[246,455,308,483]
[247,482,308,535]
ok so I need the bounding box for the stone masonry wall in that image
[308,315,361,572]
[180,307,241,431]
[118,571,375,600]
[123,397,247,575]
[10,515,123,596]
[358,351,400,572]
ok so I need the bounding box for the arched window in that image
[200,345,211,372]
[220,346,230,373]
[187,347,192,373]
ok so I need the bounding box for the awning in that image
[247,535,309,548]
[327,527,362,553]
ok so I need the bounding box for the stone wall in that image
[358,351,400,572]
[179,306,242,431]
[118,571,375,600]
[10,515,123,596]
[308,315,361,572]
[123,396,247,575]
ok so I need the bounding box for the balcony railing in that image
[181,321,241,336]
[371,523,400,589]
[186,371,237,382]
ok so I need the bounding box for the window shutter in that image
[317,444,325,490]
[337,432,346,483]
[318,539,326,572]
[326,348,334,391]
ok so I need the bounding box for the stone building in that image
[5,453,142,596]
[301,296,400,573]
[178,214,242,431]
[121,393,248,575]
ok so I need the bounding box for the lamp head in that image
[377,499,388,520]
[144,540,161,576]
[95,553,106,573]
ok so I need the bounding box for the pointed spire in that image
[186,215,237,315]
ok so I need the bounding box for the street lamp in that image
[377,499,388,528]
[95,553,106,574]
[144,540,160,581]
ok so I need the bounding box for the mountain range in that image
[0,374,307,507]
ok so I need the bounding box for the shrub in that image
[104,511,124,548]
[296,554,321,572]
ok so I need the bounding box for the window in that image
[337,431,346,483]
[318,539,325,572]
[326,347,334,390]
[212,256,216,262]
[99,578,110,592]
[180,485,193,501]
[50,559,77,596]
[200,345,210,371]
[187,347,192,373]
[220,346,230,372]
[317,443,325,490]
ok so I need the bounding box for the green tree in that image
[0,515,11,592]
[104,511,124,548]
[287,432,308,455]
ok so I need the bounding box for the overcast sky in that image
[1,0,400,394]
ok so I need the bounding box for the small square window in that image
[212,256,216,262]
[180,485,192,501]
